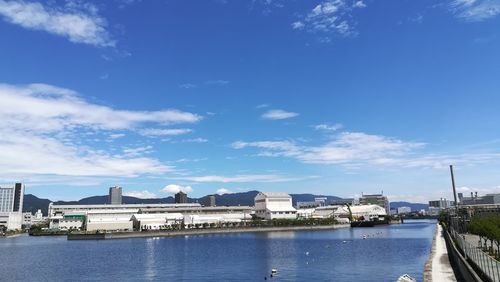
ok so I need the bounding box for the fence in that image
[451,230,500,282]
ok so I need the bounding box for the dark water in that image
[0,219,436,281]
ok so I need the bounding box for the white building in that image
[183,213,250,228]
[48,203,201,230]
[131,213,184,231]
[0,183,24,231]
[86,209,134,232]
[397,206,411,214]
[254,192,297,220]
[334,204,387,221]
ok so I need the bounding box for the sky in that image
[1,0,500,202]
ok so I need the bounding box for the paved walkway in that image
[431,224,457,282]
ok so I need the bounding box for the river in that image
[0,219,436,281]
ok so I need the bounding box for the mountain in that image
[24,192,425,216]
[390,201,428,211]
[23,194,52,216]
[24,191,340,215]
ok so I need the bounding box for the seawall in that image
[68,224,350,240]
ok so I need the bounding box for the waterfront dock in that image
[424,223,457,282]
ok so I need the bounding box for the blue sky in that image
[1,0,500,202]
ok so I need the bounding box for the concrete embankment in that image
[68,224,350,240]
[424,224,457,282]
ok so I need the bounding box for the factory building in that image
[254,192,297,220]
[48,203,200,231]
[334,204,387,222]
[131,213,184,231]
[48,203,252,232]
[359,193,390,214]
[0,183,25,230]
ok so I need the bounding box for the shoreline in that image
[68,224,351,240]
[423,223,457,282]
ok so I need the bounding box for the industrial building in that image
[48,203,200,231]
[47,203,252,232]
[359,193,390,214]
[334,204,387,222]
[459,193,500,206]
[254,192,297,220]
[397,206,411,214]
[0,183,24,230]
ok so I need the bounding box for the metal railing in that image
[451,230,500,282]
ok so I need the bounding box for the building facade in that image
[0,183,24,230]
[359,193,390,214]
[254,192,297,220]
[108,186,122,205]
[397,206,411,214]
[175,192,188,204]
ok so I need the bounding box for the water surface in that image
[0,219,436,281]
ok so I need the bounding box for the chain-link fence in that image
[451,229,500,282]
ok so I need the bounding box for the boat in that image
[397,274,417,282]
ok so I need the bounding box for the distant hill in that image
[390,201,428,211]
[23,194,52,216]
[24,192,426,216]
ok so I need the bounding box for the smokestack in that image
[449,165,458,210]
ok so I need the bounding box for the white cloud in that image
[205,80,229,86]
[182,138,208,143]
[232,132,500,169]
[292,0,363,38]
[0,132,171,177]
[0,83,201,133]
[0,82,202,178]
[216,188,232,195]
[140,128,193,137]
[109,133,125,139]
[122,146,153,157]
[162,184,193,194]
[256,104,270,109]
[123,190,157,199]
[233,132,425,165]
[176,174,318,183]
[261,109,299,120]
[179,83,196,89]
[353,1,366,8]
[0,0,115,47]
[449,0,500,21]
[292,21,305,29]
[313,123,343,132]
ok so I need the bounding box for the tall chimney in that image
[449,165,458,210]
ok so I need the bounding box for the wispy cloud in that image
[123,190,157,199]
[205,80,229,86]
[292,0,366,38]
[0,82,203,178]
[176,174,318,183]
[182,138,208,143]
[313,123,343,132]
[232,132,500,169]
[0,0,115,47]
[449,0,500,21]
[261,109,299,120]
[140,128,193,137]
[179,83,196,89]
[233,132,424,165]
